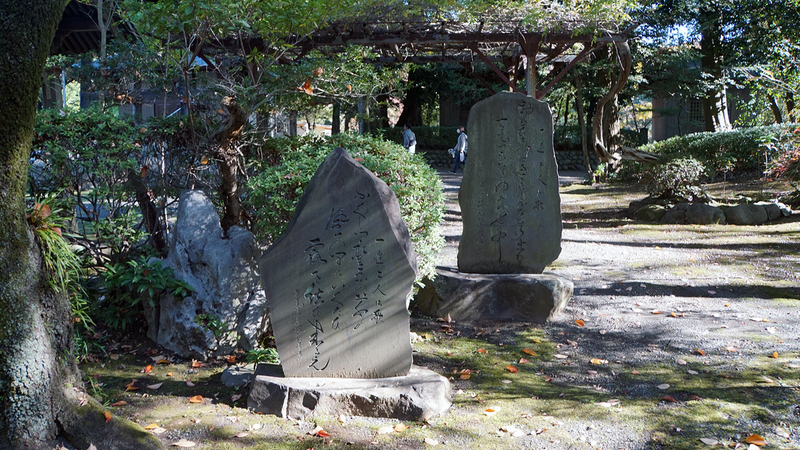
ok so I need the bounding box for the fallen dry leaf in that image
[744,434,767,446]
[191,360,204,368]
[424,437,439,446]
[687,369,699,375]
[770,352,779,359]
[235,432,249,438]
[143,365,153,374]
[726,345,739,352]
[171,439,196,447]
[395,424,408,432]
[315,429,331,438]
[483,408,499,416]
[144,423,160,430]
[775,427,790,439]
[675,358,687,365]
[459,373,471,380]
[505,365,518,373]
[657,383,670,390]
[662,395,677,403]
[522,348,537,356]
[111,401,128,407]
[103,410,112,422]
[697,349,706,356]
[476,348,487,354]
[377,426,394,435]
[188,395,204,403]
[226,355,236,364]
[590,358,607,365]
[519,358,530,364]
[651,310,663,314]
[759,376,775,384]
[532,338,541,343]
[575,319,585,327]
[146,382,163,390]
[631,370,640,375]
[688,394,703,401]
[231,394,242,402]
[699,437,718,445]
[554,354,568,359]
[186,381,195,387]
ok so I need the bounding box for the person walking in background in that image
[402,124,417,154]
[450,126,467,173]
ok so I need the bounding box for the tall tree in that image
[0,2,163,448]
[637,0,800,129]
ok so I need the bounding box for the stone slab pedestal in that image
[247,364,452,421]
[415,267,573,323]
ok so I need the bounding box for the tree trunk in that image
[591,42,631,167]
[213,96,248,232]
[573,74,592,179]
[769,96,783,124]
[397,68,424,126]
[127,169,167,255]
[700,10,730,132]
[0,2,163,449]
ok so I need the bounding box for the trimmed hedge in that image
[635,125,790,176]
[245,133,445,280]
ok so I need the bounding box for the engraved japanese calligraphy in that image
[458,92,562,274]
[260,148,417,378]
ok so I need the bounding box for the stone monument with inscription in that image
[418,92,573,323]
[249,147,451,420]
[459,91,562,274]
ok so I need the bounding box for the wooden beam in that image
[469,43,521,93]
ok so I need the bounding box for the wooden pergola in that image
[202,17,636,103]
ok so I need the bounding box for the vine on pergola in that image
[189,0,641,164]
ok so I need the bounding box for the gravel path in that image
[429,168,800,449]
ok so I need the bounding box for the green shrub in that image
[764,124,800,184]
[245,133,445,280]
[95,258,193,330]
[639,157,708,201]
[635,125,788,176]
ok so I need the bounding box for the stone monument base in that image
[247,364,452,421]
[415,267,573,323]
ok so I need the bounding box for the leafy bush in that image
[94,258,193,330]
[246,133,445,280]
[639,157,708,201]
[763,124,800,184]
[635,125,789,176]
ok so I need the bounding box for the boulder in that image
[416,268,573,323]
[724,204,769,225]
[755,202,783,221]
[635,204,667,222]
[685,203,726,224]
[146,190,268,360]
[660,209,686,224]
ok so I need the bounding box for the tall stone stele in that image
[458,91,562,274]
[259,147,417,378]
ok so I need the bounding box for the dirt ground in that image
[77,169,800,450]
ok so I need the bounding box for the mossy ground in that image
[78,174,800,449]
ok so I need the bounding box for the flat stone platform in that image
[247,364,452,421]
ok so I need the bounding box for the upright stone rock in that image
[458,92,562,274]
[149,190,268,360]
[259,147,417,379]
